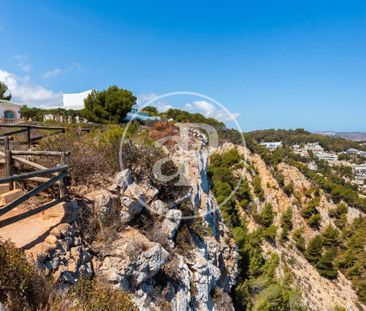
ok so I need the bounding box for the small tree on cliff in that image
[0,81,12,100]
[81,86,136,124]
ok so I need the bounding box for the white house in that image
[260,142,282,150]
[62,90,92,110]
[0,99,22,123]
[314,151,338,162]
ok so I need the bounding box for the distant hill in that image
[317,131,366,142]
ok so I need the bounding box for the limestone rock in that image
[149,200,168,215]
[162,209,182,240]
[97,228,169,288]
[85,189,113,218]
[121,197,144,217]
[114,169,131,192]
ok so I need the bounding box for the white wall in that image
[0,105,21,119]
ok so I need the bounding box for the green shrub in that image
[322,225,339,247]
[306,213,322,229]
[292,228,306,252]
[255,203,274,228]
[305,235,323,264]
[316,250,338,279]
[252,176,265,201]
[67,277,138,311]
[0,240,50,310]
[280,208,293,242]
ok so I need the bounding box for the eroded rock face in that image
[79,128,238,311]
[97,228,169,288]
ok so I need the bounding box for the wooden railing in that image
[0,124,91,146]
[0,136,70,217]
[0,118,23,124]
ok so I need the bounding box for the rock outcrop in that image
[92,127,238,310]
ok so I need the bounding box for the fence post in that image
[58,152,67,198]
[4,136,13,190]
[26,126,31,146]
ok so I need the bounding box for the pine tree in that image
[257,202,274,228]
[316,250,338,279]
[305,235,323,264]
[322,224,339,247]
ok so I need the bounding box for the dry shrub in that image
[0,240,51,311]
[50,277,138,311]
[121,141,190,203]
[37,125,124,187]
[148,121,179,146]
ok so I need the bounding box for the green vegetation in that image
[0,240,49,310]
[141,105,159,116]
[301,197,322,229]
[292,228,306,252]
[305,235,323,264]
[245,128,365,152]
[252,175,264,201]
[209,149,305,309]
[0,81,11,100]
[82,86,136,123]
[337,216,366,303]
[280,208,293,242]
[254,202,274,228]
[20,105,86,123]
[329,203,348,229]
[316,250,338,279]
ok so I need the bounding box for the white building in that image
[0,99,22,123]
[304,143,324,153]
[315,152,338,162]
[354,165,366,177]
[347,148,360,155]
[260,142,282,150]
[62,90,92,110]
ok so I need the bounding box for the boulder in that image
[97,228,169,288]
[85,190,113,218]
[121,197,144,217]
[149,200,168,215]
[113,169,131,192]
[162,209,182,240]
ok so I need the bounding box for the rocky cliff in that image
[48,128,239,311]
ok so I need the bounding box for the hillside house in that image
[0,99,22,123]
[314,152,338,162]
[260,142,282,150]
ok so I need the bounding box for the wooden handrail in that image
[10,150,70,157]
[0,171,67,217]
[0,165,68,184]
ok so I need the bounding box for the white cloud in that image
[43,62,83,79]
[137,93,172,112]
[43,68,63,79]
[0,69,62,107]
[185,100,240,122]
[14,55,32,73]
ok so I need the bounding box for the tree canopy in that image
[0,81,12,100]
[81,86,136,124]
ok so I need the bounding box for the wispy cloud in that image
[42,62,83,79]
[0,69,62,107]
[43,68,63,79]
[14,54,32,73]
[137,93,173,112]
[185,100,240,122]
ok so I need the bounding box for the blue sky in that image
[0,0,366,132]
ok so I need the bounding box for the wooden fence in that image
[0,136,70,217]
[0,124,91,145]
